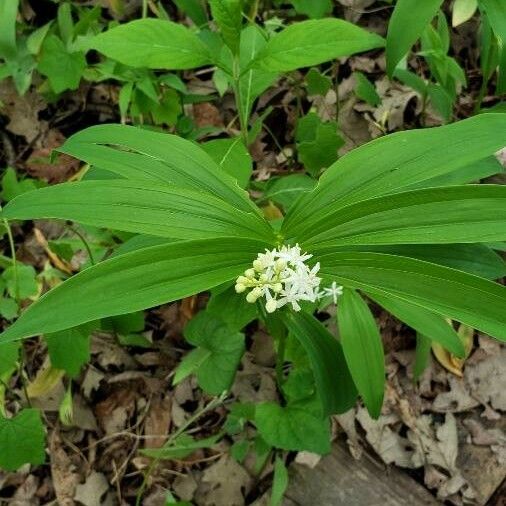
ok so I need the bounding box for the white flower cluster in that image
[235,244,322,313]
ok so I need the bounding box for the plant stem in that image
[474,78,488,115]
[275,332,287,388]
[142,0,148,18]
[3,217,19,304]
[67,224,95,265]
[232,58,249,144]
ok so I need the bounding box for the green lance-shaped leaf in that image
[479,0,506,42]
[284,114,506,230]
[89,18,212,69]
[338,289,385,419]
[386,0,444,76]
[58,124,257,214]
[310,243,506,280]
[287,185,506,247]
[252,19,384,72]
[237,25,278,130]
[366,294,465,357]
[281,310,357,416]
[1,180,275,243]
[0,238,268,343]
[318,251,506,343]
[209,0,243,54]
[0,0,18,59]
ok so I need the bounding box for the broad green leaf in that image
[427,83,453,123]
[367,294,465,357]
[323,244,506,280]
[202,137,252,188]
[58,124,257,214]
[238,26,278,130]
[3,264,38,300]
[290,0,332,19]
[112,235,173,258]
[0,341,20,376]
[90,19,211,69]
[271,456,289,506]
[262,174,316,212]
[207,284,257,330]
[37,35,86,93]
[413,334,432,381]
[289,185,506,247]
[255,401,330,454]
[0,409,45,471]
[0,238,269,343]
[479,0,506,42]
[353,71,381,106]
[306,68,332,96]
[253,19,385,72]
[141,433,222,459]
[453,0,478,27]
[281,311,357,416]
[419,155,504,188]
[173,0,208,26]
[296,114,343,177]
[45,323,93,378]
[282,368,315,403]
[175,311,245,394]
[0,0,18,59]
[284,115,506,229]
[386,0,444,76]
[338,289,384,419]
[318,252,506,342]
[1,167,41,202]
[2,180,275,243]
[209,0,242,54]
[0,297,18,320]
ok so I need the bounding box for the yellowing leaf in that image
[26,362,65,399]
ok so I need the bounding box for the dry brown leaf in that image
[0,81,47,142]
[195,454,253,506]
[49,430,80,506]
[25,129,80,183]
[74,472,112,506]
[356,408,416,467]
[432,376,480,413]
[173,472,198,502]
[465,345,506,412]
[193,102,223,129]
[144,395,172,449]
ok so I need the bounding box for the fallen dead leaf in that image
[49,430,80,506]
[195,454,253,506]
[74,471,112,506]
[144,395,172,449]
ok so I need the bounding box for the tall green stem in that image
[275,332,287,388]
[232,57,249,144]
[3,217,19,304]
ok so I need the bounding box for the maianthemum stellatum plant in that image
[1,112,506,435]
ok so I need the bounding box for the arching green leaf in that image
[90,19,211,69]
[284,115,506,231]
[2,180,275,243]
[319,252,506,342]
[252,19,384,72]
[0,238,267,343]
[288,185,506,247]
[338,289,384,419]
